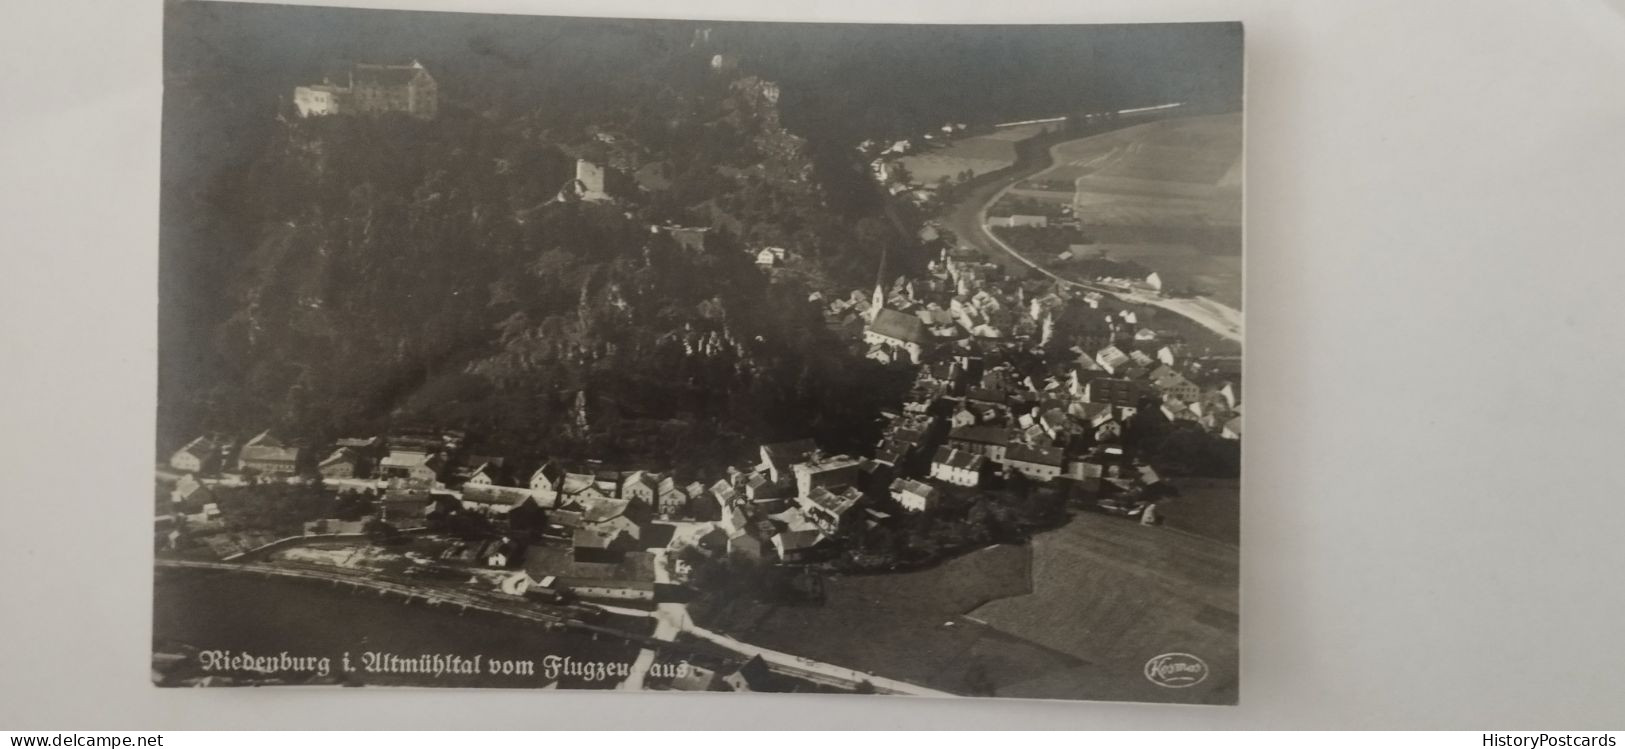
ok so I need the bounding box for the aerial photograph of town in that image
[154,1,1244,705]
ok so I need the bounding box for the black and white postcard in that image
[154,1,1243,704]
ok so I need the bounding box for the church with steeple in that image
[862,249,929,364]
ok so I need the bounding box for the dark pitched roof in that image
[463,484,533,507]
[728,655,773,691]
[240,430,300,464]
[868,308,930,345]
[889,478,939,500]
[804,486,862,516]
[932,445,986,471]
[949,425,1009,446]
[1005,444,1064,467]
[761,439,817,467]
[318,447,357,468]
[524,546,655,587]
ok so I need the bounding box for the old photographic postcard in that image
[155,0,1243,704]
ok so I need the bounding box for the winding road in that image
[937,121,1243,343]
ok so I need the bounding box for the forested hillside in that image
[160,31,916,467]
[158,4,1242,468]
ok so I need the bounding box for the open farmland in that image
[1156,477,1242,547]
[967,512,1238,703]
[691,543,1089,696]
[897,123,1054,185]
[1065,114,1243,233]
[990,114,1245,311]
[693,512,1237,703]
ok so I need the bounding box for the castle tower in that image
[574,159,610,202]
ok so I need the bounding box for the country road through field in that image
[937,119,1244,343]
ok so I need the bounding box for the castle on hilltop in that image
[292,60,438,119]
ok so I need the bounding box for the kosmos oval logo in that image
[1144,653,1209,688]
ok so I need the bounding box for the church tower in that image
[867,247,889,324]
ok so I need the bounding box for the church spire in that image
[868,246,889,324]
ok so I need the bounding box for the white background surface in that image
[3,0,1624,730]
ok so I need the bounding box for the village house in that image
[335,435,382,453]
[1070,399,1115,428]
[711,479,740,517]
[930,445,986,487]
[683,481,715,519]
[1083,376,1144,411]
[461,483,533,516]
[572,523,635,564]
[571,498,644,562]
[1038,407,1082,443]
[1161,397,1196,422]
[988,214,1048,228]
[380,447,443,487]
[889,478,941,513]
[1150,365,1202,403]
[946,424,1010,465]
[459,458,509,488]
[303,517,371,536]
[795,485,863,534]
[791,454,864,499]
[754,246,788,267]
[170,474,214,512]
[620,471,660,507]
[1003,444,1065,482]
[237,430,301,476]
[1028,293,1065,322]
[723,656,774,692]
[178,500,222,526]
[655,475,688,517]
[865,306,932,365]
[526,461,566,502]
[1095,345,1133,375]
[380,489,436,528]
[523,546,656,601]
[559,471,594,500]
[316,447,360,479]
[578,471,622,500]
[169,435,231,474]
[481,537,525,568]
[771,525,826,562]
[647,224,709,253]
[325,438,380,479]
